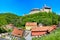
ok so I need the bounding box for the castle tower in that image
[29,4,52,14]
[42,4,52,12]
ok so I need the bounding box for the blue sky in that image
[0,0,60,16]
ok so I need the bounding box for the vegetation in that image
[0,12,59,27]
[0,13,19,33]
[32,27,60,40]
[0,13,19,26]
[20,12,59,26]
[58,15,60,21]
[0,12,59,33]
[0,26,7,33]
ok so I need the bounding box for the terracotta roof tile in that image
[31,32,47,36]
[12,27,24,37]
[31,27,49,31]
[25,22,37,26]
[31,26,56,32]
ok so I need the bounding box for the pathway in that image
[24,31,32,40]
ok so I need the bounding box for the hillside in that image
[32,27,60,40]
[0,13,19,26]
[20,12,59,27]
[0,12,59,33]
[0,12,59,27]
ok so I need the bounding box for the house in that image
[31,25,56,37]
[48,25,56,32]
[6,24,14,29]
[25,22,37,30]
[12,27,24,37]
[31,27,48,37]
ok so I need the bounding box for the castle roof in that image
[31,8,40,11]
[43,4,51,9]
[44,7,51,9]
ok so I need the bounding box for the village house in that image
[12,27,24,37]
[31,27,48,37]
[6,24,15,29]
[25,22,37,30]
[31,25,56,37]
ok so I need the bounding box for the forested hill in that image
[0,12,60,27]
[0,13,19,26]
[20,12,59,26]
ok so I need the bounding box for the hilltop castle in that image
[29,4,52,14]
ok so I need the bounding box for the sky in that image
[0,0,60,16]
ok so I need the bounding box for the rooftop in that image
[12,27,24,37]
[31,8,40,11]
[25,22,37,26]
[31,25,56,32]
[43,4,51,9]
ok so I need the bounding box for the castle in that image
[29,4,52,14]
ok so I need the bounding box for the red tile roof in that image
[31,25,57,36]
[48,25,57,32]
[25,22,37,27]
[12,27,24,37]
[31,26,56,32]
[31,32,47,36]
[31,26,49,31]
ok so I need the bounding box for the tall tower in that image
[42,4,52,13]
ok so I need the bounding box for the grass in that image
[32,27,60,40]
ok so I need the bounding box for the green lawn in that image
[32,27,60,40]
